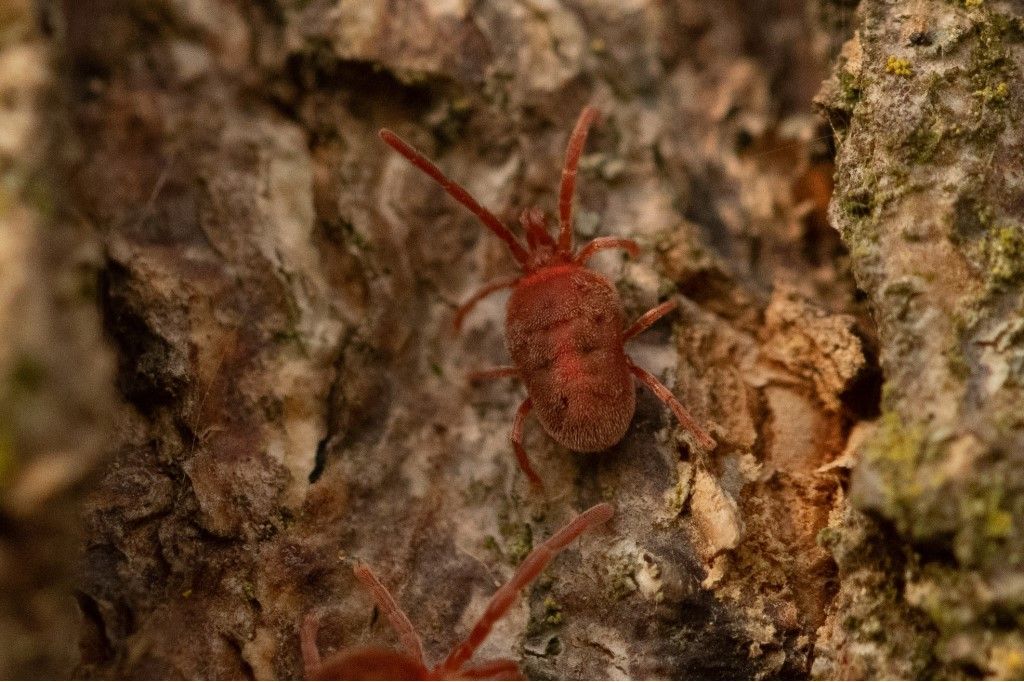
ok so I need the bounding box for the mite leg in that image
[379,130,530,265]
[299,613,323,676]
[623,299,677,341]
[468,366,519,384]
[510,398,543,489]
[627,359,717,451]
[455,659,523,680]
[557,106,599,251]
[435,503,614,677]
[454,276,518,332]
[574,237,639,265]
[352,564,426,666]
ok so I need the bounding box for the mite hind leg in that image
[626,359,717,451]
[511,398,544,489]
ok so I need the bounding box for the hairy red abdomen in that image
[506,265,635,452]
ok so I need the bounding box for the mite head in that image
[379,107,600,273]
[519,207,569,270]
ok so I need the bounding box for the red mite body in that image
[507,266,634,452]
[301,503,615,680]
[380,107,716,487]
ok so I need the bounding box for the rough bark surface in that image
[2,0,1019,679]
[813,0,1024,678]
[60,1,873,678]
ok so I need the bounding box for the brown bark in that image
[59,1,869,677]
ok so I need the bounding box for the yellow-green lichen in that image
[817,526,842,551]
[951,474,1024,570]
[605,553,638,601]
[906,563,1024,676]
[885,56,913,77]
[984,508,1013,539]
[840,187,875,219]
[857,410,940,535]
[966,13,1021,126]
[984,225,1024,286]
[542,596,563,626]
[865,411,924,466]
[973,81,1009,105]
[905,81,964,165]
[525,594,565,639]
[837,69,863,106]
[907,566,979,632]
[499,520,533,565]
[970,483,1011,540]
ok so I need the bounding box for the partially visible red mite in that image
[380,107,716,488]
[301,502,614,680]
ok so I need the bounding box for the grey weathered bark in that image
[813,0,1024,678]
[2,0,1020,679]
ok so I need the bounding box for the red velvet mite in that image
[300,502,615,680]
[380,107,716,488]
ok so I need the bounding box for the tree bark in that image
[2,0,1020,679]
[813,1,1024,678]
[0,0,114,677]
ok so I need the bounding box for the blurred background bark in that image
[0,0,115,677]
[0,0,1021,678]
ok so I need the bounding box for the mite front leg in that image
[511,398,543,488]
[454,276,519,332]
[558,106,599,252]
[574,237,639,265]
[623,300,677,341]
[626,359,717,451]
[435,503,613,677]
[352,564,426,664]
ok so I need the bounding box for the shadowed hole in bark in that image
[840,333,883,420]
[75,592,113,668]
[99,262,186,412]
[280,52,437,129]
[309,436,328,484]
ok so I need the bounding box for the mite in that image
[300,502,615,680]
[380,107,716,487]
